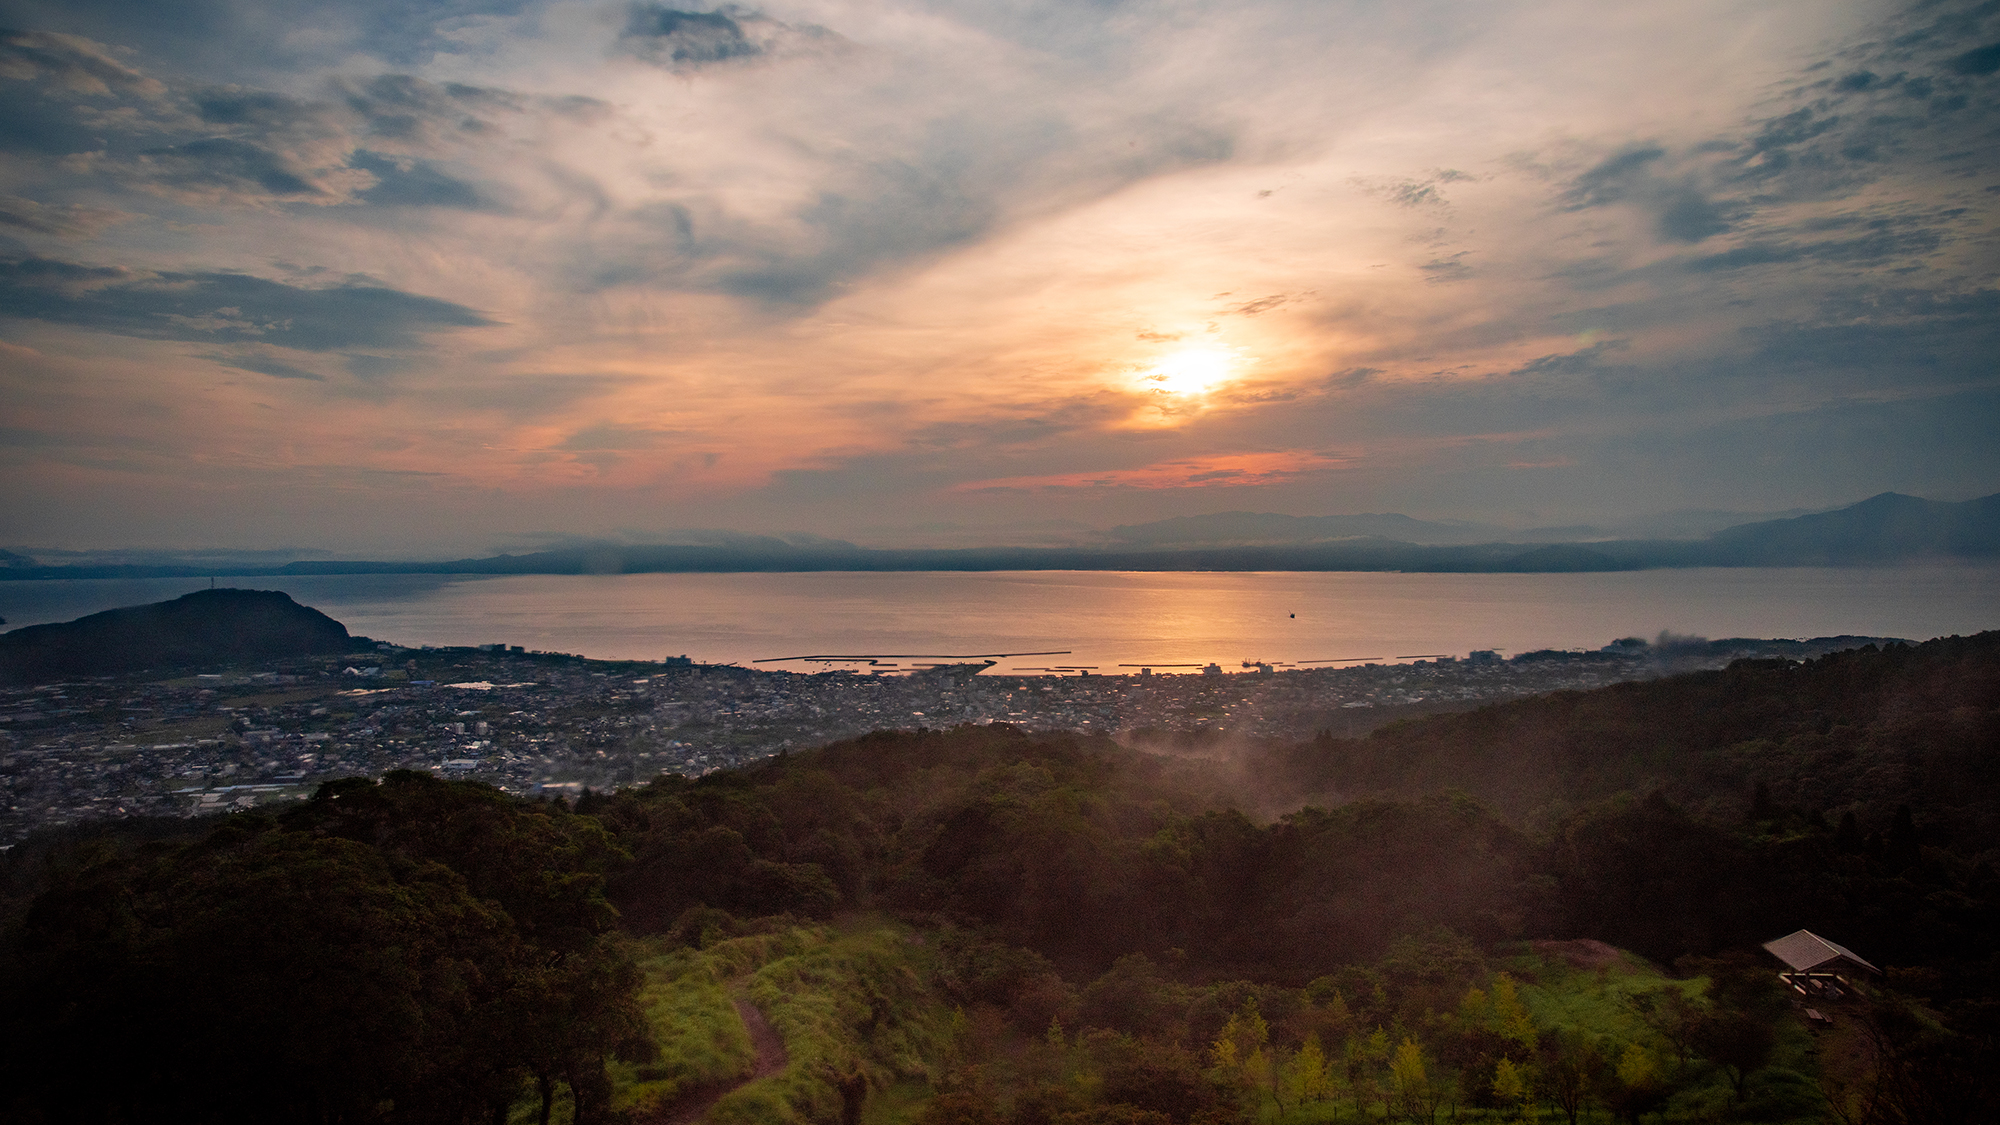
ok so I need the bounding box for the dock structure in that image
[1762,929,1880,1001]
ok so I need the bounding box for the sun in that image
[1138,348,1238,396]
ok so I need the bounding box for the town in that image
[0,633,1898,844]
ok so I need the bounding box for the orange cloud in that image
[954,449,1353,493]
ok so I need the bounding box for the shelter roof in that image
[1762,929,1880,974]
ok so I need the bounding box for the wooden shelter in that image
[1762,929,1879,1000]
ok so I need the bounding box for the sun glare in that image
[1139,348,1237,396]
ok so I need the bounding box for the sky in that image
[1,0,1996,557]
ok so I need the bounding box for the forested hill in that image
[1,774,647,1125]
[0,588,358,682]
[1252,631,2000,840]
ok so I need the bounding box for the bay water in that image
[1,567,1994,673]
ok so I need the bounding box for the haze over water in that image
[3,568,1995,674]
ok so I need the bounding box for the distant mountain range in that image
[3,492,1995,579]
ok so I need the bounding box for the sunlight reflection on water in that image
[2,567,1995,673]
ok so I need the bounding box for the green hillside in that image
[4,633,1996,1124]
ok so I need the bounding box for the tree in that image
[2,776,658,1125]
[1492,1057,1531,1118]
[1598,1043,1669,1125]
[1283,1033,1331,1108]
[1346,1029,1390,1119]
[5,818,526,1124]
[1689,1010,1775,1102]
[289,772,652,1123]
[1833,810,1863,853]
[1884,803,1922,871]
[1099,1041,1221,1123]
[1211,998,1271,1092]
[1852,990,2000,1125]
[1391,1037,1436,1123]
[1749,781,1778,822]
[918,1067,1003,1125]
[1626,985,1701,1066]
[1490,973,1538,1053]
[1537,1029,1602,1125]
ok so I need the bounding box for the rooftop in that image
[1762,929,1880,975]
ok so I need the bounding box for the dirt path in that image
[735,998,789,1082]
[647,997,790,1125]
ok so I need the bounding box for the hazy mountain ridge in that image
[3,492,1994,578]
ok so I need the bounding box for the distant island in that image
[4,491,1995,579]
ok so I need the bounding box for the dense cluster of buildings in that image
[0,634,1892,844]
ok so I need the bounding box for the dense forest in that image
[1249,632,2000,839]
[3,633,1995,1124]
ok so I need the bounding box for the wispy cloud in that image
[0,0,1992,553]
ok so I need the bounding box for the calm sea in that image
[1,567,1995,674]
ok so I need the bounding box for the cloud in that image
[7,0,541,73]
[601,112,1237,305]
[350,150,494,209]
[0,194,130,238]
[617,4,840,71]
[557,423,688,451]
[0,45,367,204]
[0,0,1995,552]
[957,451,1354,493]
[0,29,165,100]
[0,30,180,155]
[1944,41,2000,75]
[621,6,761,67]
[1,42,531,208]
[337,73,521,147]
[1507,340,1630,379]
[1419,253,1471,283]
[193,86,318,129]
[203,351,327,380]
[900,405,1115,453]
[1686,222,1948,272]
[433,374,646,418]
[1370,169,1475,209]
[137,136,332,197]
[0,255,496,349]
[1735,288,2000,374]
[1559,146,1736,244]
[1224,293,1300,317]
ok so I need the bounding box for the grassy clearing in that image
[513,937,768,1124]
[1500,947,1702,1043]
[711,923,955,1125]
[1498,948,1822,1125]
[555,921,958,1125]
[607,938,762,1116]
